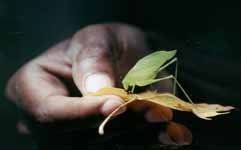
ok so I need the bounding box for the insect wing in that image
[122,50,177,89]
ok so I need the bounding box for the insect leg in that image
[173,58,178,95]
[131,85,135,93]
[158,57,177,72]
[158,57,178,95]
[151,75,194,104]
[99,98,137,135]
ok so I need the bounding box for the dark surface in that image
[0,1,240,149]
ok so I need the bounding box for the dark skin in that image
[5,23,190,144]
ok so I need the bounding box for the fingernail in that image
[101,99,125,115]
[158,132,176,145]
[84,73,113,93]
[166,122,193,145]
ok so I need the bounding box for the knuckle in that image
[16,65,33,95]
[7,63,41,110]
[5,64,31,101]
[32,106,52,123]
[75,24,113,43]
[68,24,111,60]
[73,24,109,44]
[5,76,16,100]
[70,24,140,62]
[76,24,107,35]
[17,65,30,82]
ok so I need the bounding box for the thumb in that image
[72,47,116,95]
[68,25,121,95]
[71,47,125,115]
[68,25,126,115]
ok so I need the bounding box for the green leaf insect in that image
[122,50,194,103]
[89,50,234,135]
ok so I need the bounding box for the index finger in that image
[5,42,124,122]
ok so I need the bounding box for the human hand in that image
[5,24,187,146]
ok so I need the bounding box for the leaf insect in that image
[122,50,193,103]
[88,50,234,135]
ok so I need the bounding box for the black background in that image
[0,1,240,149]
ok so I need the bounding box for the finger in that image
[158,122,193,145]
[145,106,173,123]
[69,25,119,94]
[65,24,148,117]
[68,24,148,94]
[40,95,124,121]
[66,25,126,114]
[5,40,72,103]
[36,39,72,79]
[129,101,173,123]
[6,62,124,122]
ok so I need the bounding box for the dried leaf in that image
[136,91,192,112]
[87,87,234,135]
[87,87,134,102]
[85,49,235,146]
[192,103,235,120]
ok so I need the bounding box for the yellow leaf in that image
[192,103,235,120]
[136,91,192,112]
[87,87,135,102]
[87,87,234,135]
